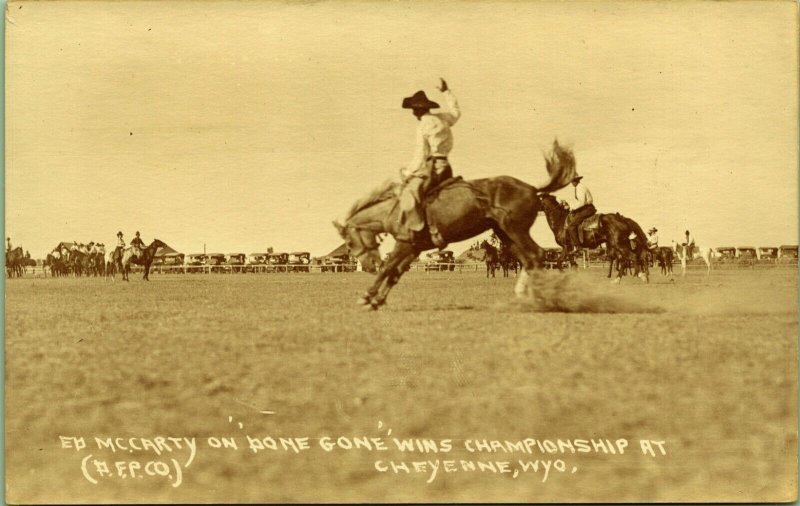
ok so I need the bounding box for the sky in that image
[6,0,798,258]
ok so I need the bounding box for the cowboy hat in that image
[649,227,658,233]
[402,91,440,110]
[117,231,123,236]
[571,174,584,182]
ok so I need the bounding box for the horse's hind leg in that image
[492,226,544,298]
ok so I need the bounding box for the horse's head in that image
[151,239,167,250]
[333,220,383,274]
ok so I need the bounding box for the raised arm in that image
[437,78,460,126]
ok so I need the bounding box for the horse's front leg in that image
[370,251,417,309]
[357,245,407,308]
[357,272,387,307]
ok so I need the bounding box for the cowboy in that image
[130,231,145,257]
[647,228,659,249]
[6,237,11,253]
[115,231,126,258]
[89,242,98,255]
[398,78,461,247]
[70,241,79,252]
[564,174,596,252]
[684,230,695,259]
[97,243,106,256]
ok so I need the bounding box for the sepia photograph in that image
[4,0,798,503]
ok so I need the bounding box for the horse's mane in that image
[345,180,399,220]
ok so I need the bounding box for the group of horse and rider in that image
[41,231,164,281]
[337,78,701,308]
[5,237,34,278]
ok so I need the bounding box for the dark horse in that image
[479,240,499,278]
[498,242,519,277]
[121,239,166,281]
[538,194,649,283]
[333,140,577,309]
[651,246,674,276]
[6,247,24,278]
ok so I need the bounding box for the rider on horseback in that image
[130,231,145,258]
[564,174,596,253]
[684,230,695,259]
[647,228,659,249]
[398,78,460,248]
[115,231,125,257]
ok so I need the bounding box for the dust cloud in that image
[498,270,797,316]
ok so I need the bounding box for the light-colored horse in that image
[674,242,712,276]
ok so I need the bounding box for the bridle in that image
[341,221,384,260]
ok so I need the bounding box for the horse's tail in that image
[536,140,578,193]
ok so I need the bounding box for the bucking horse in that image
[538,194,649,283]
[334,140,577,310]
[121,239,166,281]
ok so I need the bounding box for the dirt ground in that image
[5,267,797,503]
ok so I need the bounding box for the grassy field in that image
[5,267,797,503]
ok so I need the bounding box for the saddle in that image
[581,214,601,231]
[424,176,464,203]
[564,213,602,247]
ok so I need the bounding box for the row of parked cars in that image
[713,245,798,263]
[152,251,357,273]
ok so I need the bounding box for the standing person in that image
[6,237,11,253]
[564,174,596,252]
[130,231,145,257]
[398,78,461,246]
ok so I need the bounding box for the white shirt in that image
[406,90,461,178]
[648,234,659,247]
[568,182,593,210]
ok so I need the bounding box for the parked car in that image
[246,253,270,272]
[424,250,455,271]
[757,247,778,262]
[288,252,311,272]
[162,253,185,266]
[714,247,736,263]
[185,253,207,273]
[320,254,356,272]
[227,253,246,273]
[778,245,798,264]
[207,253,226,273]
[268,252,289,272]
